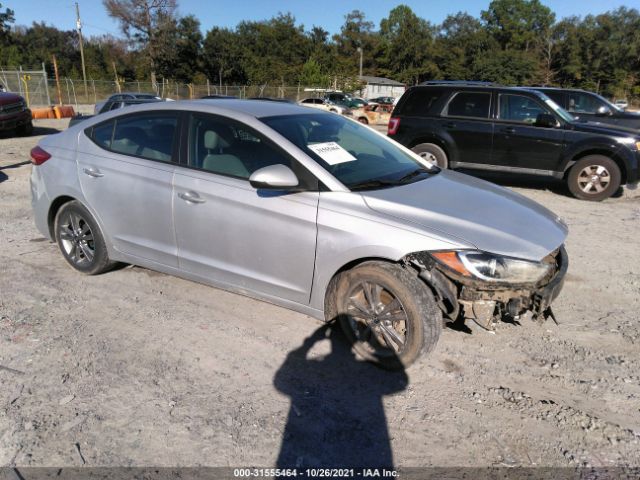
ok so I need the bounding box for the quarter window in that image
[444,92,491,119]
[499,94,549,124]
[400,89,442,116]
[187,113,294,180]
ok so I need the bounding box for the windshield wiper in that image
[349,179,399,191]
[396,168,433,183]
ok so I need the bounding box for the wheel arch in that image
[47,195,77,239]
[323,256,401,314]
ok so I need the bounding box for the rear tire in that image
[358,117,369,124]
[411,143,448,168]
[326,261,442,370]
[567,155,621,201]
[54,201,114,275]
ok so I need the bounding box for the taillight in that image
[388,117,400,135]
[30,146,51,165]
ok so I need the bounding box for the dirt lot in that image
[1,118,640,469]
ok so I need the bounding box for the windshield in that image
[263,113,437,190]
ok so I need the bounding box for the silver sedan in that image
[30,100,568,369]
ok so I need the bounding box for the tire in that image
[326,261,442,370]
[567,155,621,201]
[411,143,448,168]
[16,121,33,137]
[329,108,337,113]
[54,200,114,275]
[358,117,369,124]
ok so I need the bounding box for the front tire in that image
[358,117,369,124]
[327,261,442,370]
[567,155,621,201]
[411,143,448,168]
[16,120,33,136]
[54,201,114,275]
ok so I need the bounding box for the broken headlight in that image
[432,251,553,284]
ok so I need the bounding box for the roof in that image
[359,75,405,86]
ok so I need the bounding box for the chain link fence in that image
[48,79,330,108]
[0,67,340,108]
[0,65,51,106]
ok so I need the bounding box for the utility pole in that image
[357,47,363,79]
[52,55,63,105]
[75,2,89,103]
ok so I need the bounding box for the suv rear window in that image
[398,88,443,116]
[444,91,491,119]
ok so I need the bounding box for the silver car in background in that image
[30,100,568,369]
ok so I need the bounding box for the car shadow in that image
[274,322,408,469]
[0,125,63,139]
[0,171,7,184]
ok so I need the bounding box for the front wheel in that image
[567,155,621,201]
[327,261,442,370]
[357,117,369,124]
[16,121,33,136]
[54,200,115,275]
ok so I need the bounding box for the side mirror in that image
[249,164,299,190]
[535,113,560,128]
[596,105,612,116]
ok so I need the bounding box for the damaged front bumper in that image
[405,246,568,330]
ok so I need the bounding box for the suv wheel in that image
[411,143,448,168]
[567,155,621,201]
[54,201,115,275]
[326,261,442,370]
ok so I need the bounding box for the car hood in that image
[360,170,568,261]
[571,120,640,137]
[0,92,24,105]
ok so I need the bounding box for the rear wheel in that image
[327,261,442,370]
[411,143,448,168]
[54,201,114,275]
[567,155,621,201]
[358,117,369,124]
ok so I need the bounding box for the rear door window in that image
[88,113,178,163]
[443,91,491,119]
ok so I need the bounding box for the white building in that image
[358,75,406,100]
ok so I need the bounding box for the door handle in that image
[178,191,206,204]
[83,167,104,178]
[443,122,456,128]
[502,127,516,134]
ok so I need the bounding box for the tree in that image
[379,5,437,84]
[103,0,177,87]
[202,27,245,85]
[0,2,14,43]
[481,0,555,51]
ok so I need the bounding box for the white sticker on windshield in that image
[308,142,356,165]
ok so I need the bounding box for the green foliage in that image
[2,0,640,101]
[299,59,329,87]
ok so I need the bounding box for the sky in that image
[10,0,640,38]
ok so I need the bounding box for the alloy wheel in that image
[58,212,95,267]
[346,280,408,356]
[577,165,611,194]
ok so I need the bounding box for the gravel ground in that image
[1,118,640,469]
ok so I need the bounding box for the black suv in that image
[533,87,640,131]
[389,83,640,200]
